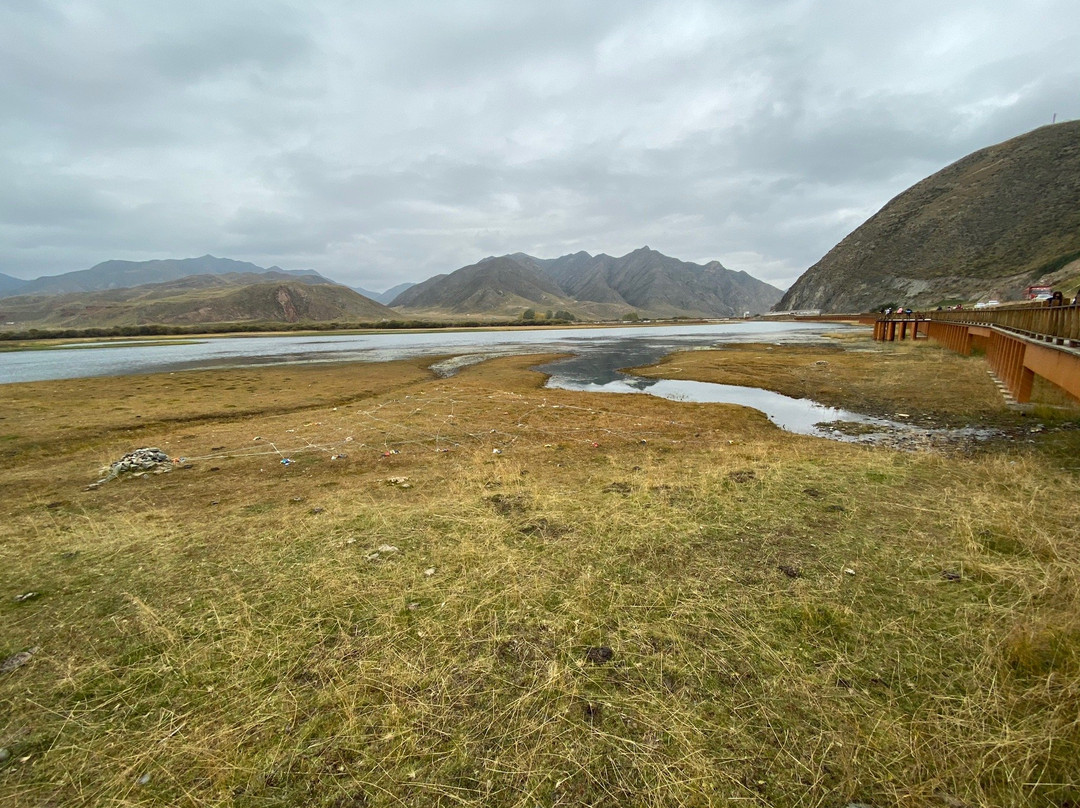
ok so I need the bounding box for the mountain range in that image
[1,249,782,327]
[778,121,1080,311]
[391,247,783,318]
[0,272,396,328]
[1,255,336,297]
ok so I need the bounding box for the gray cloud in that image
[2,0,1077,291]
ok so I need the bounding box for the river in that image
[1,321,927,440]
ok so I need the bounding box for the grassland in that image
[1,337,1079,807]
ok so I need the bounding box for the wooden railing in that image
[874,303,1080,402]
[921,303,1080,345]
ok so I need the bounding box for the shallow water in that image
[0,321,838,384]
[546,374,888,437]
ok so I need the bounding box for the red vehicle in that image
[1027,285,1053,301]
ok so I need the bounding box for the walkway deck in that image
[874,304,1080,404]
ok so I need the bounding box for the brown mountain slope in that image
[778,121,1080,312]
[391,256,577,316]
[0,275,396,328]
[538,247,783,317]
[392,249,783,318]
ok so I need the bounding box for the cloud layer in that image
[3,0,1077,290]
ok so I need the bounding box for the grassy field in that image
[1,337,1079,807]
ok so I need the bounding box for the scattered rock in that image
[728,470,756,483]
[13,592,39,603]
[0,646,40,675]
[941,569,962,581]
[385,477,412,489]
[814,360,829,366]
[309,507,325,514]
[844,568,857,576]
[585,646,614,664]
[365,544,399,561]
[424,567,436,577]
[91,448,172,487]
[0,748,9,764]
[136,772,151,786]
[777,564,801,579]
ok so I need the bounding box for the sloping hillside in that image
[0,274,395,328]
[0,272,27,296]
[778,122,1080,311]
[391,256,576,316]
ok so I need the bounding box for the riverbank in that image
[2,346,1078,807]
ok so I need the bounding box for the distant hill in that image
[392,248,782,318]
[0,272,27,296]
[8,255,335,297]
[778,122,1080,312]
[375,282,415,304]
[391,256,576,316]
[354,282,416,304]
[0,273,396,328]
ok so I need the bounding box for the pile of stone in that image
[88,447,172,489]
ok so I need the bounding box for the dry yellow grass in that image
[1,345,1078,807]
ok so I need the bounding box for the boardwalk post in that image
[875,302,1080,404]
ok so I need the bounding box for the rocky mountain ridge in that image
[778,122,1080,311]
[392,247,783,318]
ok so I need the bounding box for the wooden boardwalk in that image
[873,304,1080,404]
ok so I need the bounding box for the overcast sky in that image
[2,1,1077,291]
